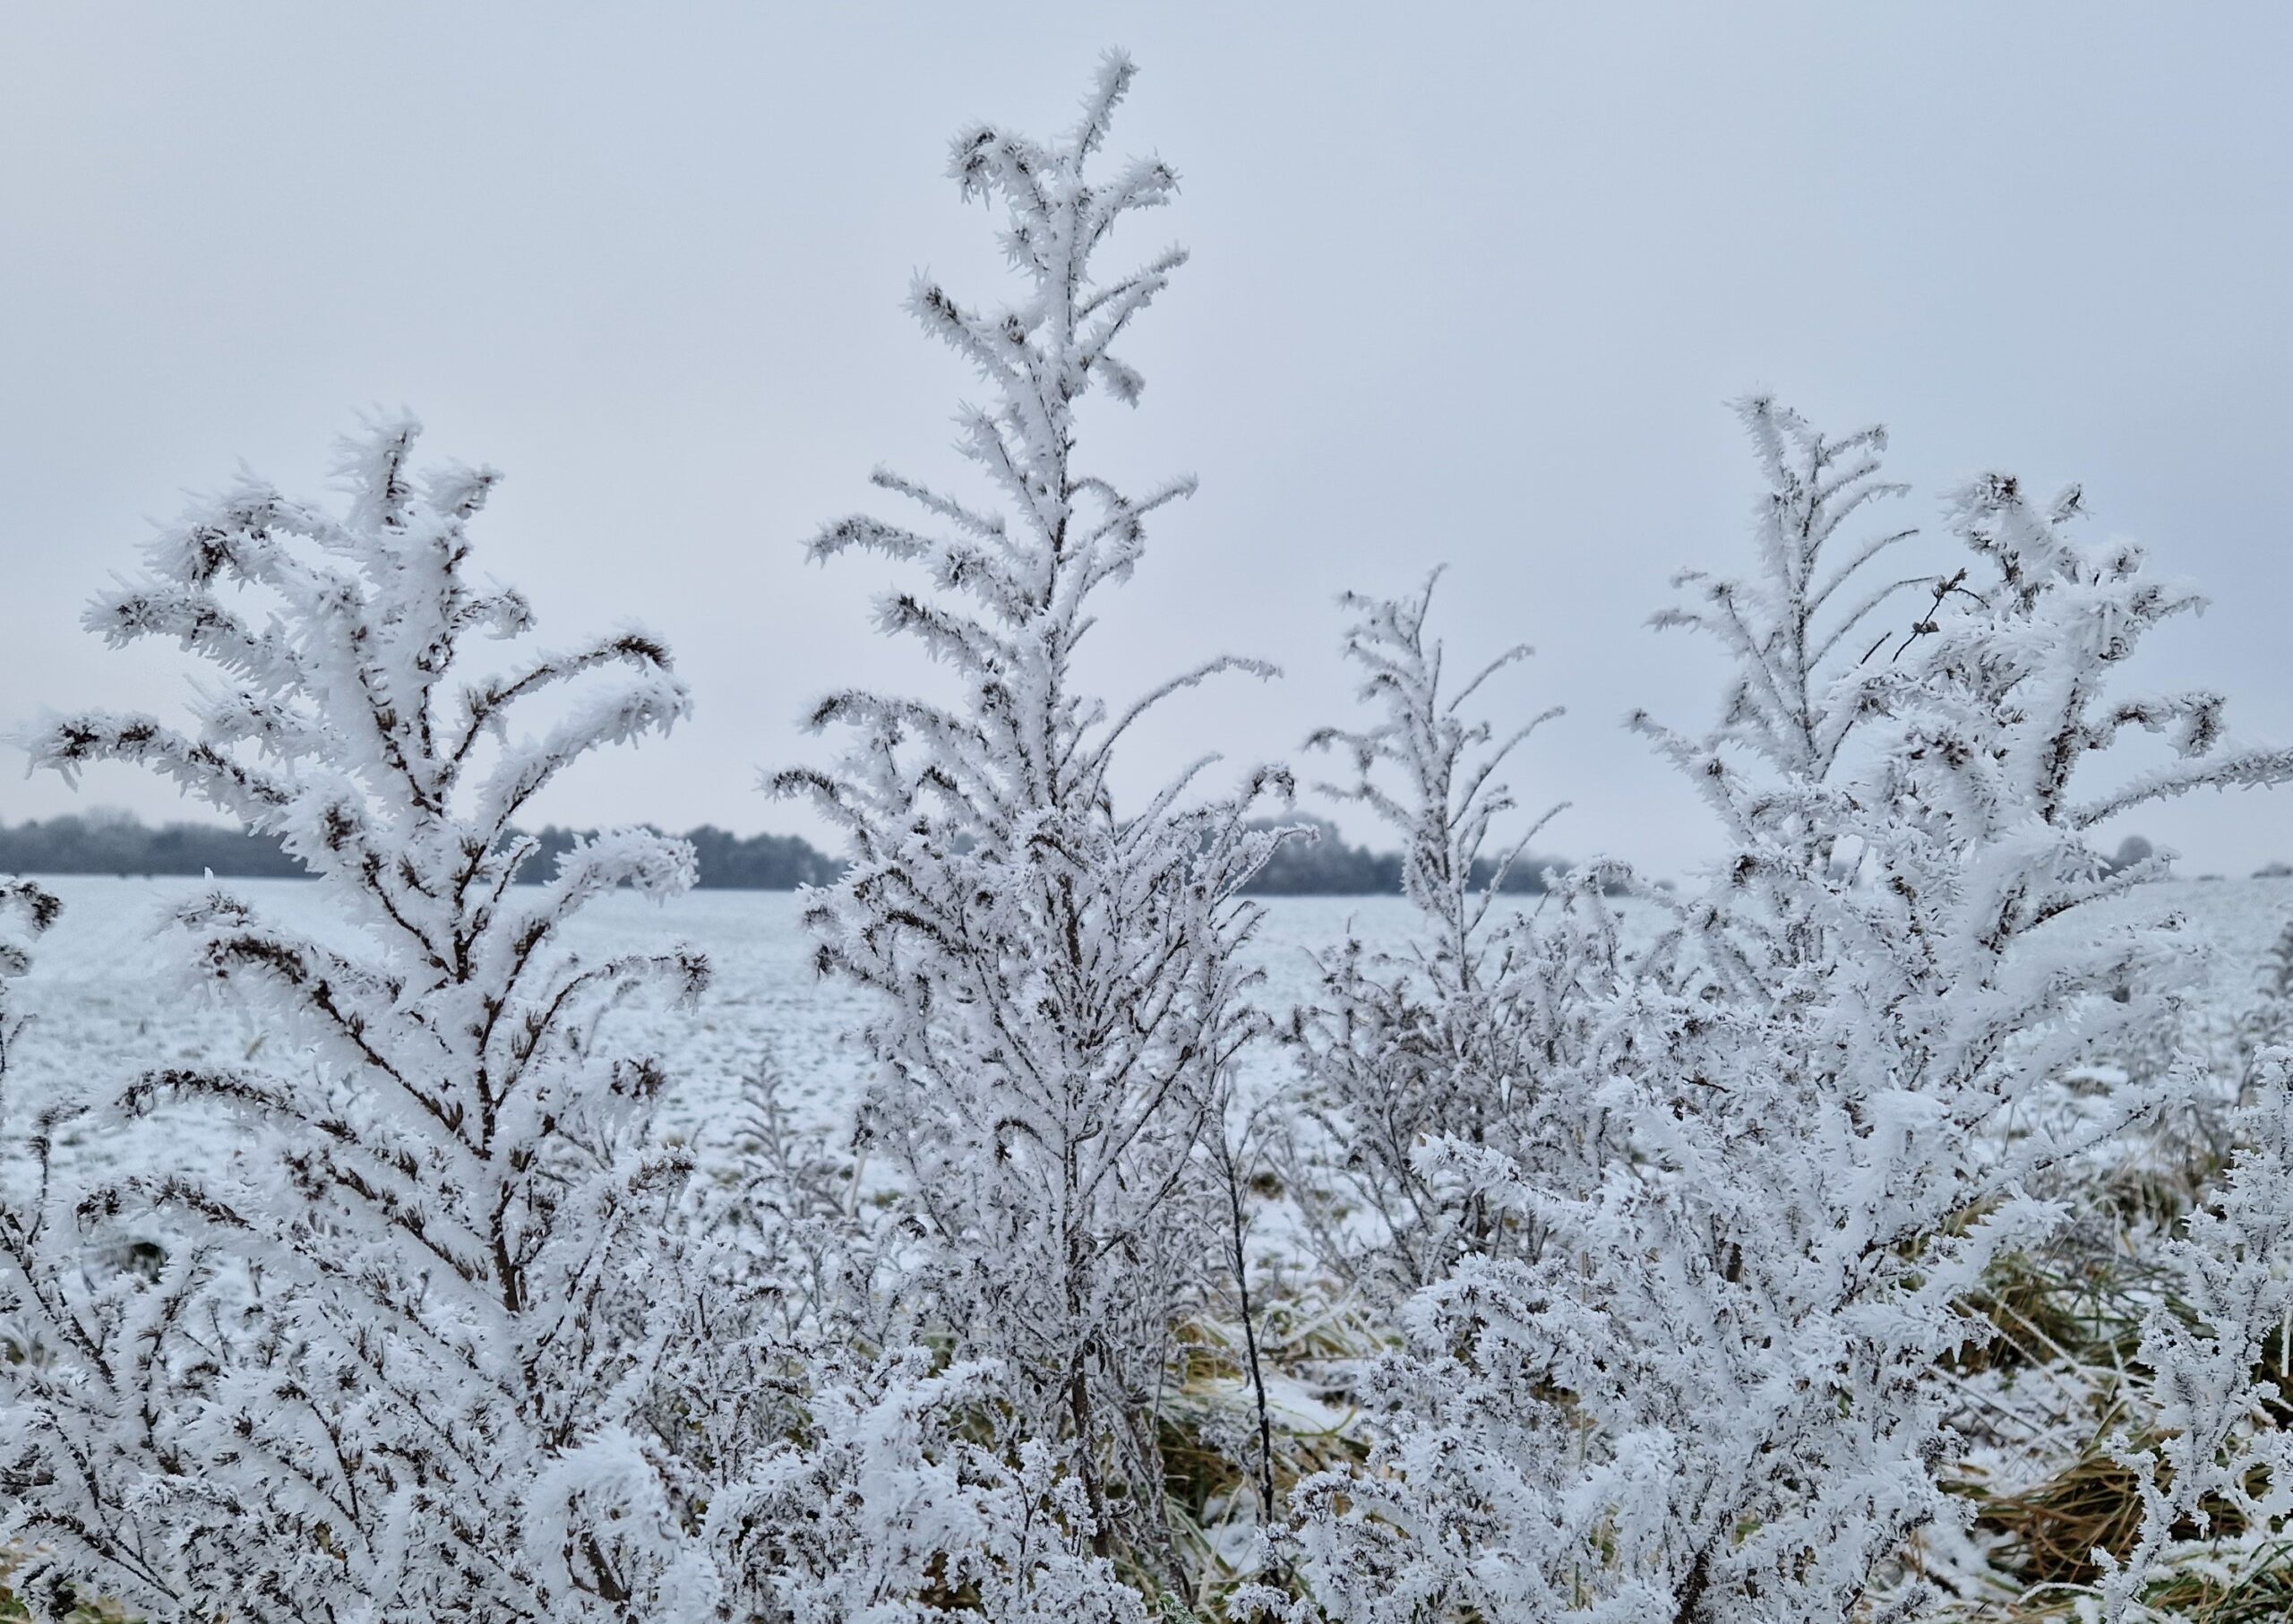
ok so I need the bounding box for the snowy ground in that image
[8,874,2291,1190]
[2,879,1424,1187]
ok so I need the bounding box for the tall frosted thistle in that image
[1282,400,2293,1624]
[3,421,716,1620]
[777,55,1288,1566]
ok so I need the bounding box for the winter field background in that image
[13,877,2293,1184]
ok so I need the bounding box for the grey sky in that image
[4,3,2289,877]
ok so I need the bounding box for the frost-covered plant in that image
[636,1067,1148,1622]
[0,879,56,1066]
[0,880,62,1611]
[701,1349,1147,1624]
[775,53,1288,1574]
[2232,915,2293,1091]
[1279,571,1614,1303]
[1,419,717,1620]
[2095,1050,2293,1622]
[1278,399,2293,1624]
[0,880,61,1338]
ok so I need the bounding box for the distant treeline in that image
[522,824,843,889]
[0,813,308,881]
[0,811,1568,895]
[1241,816,1566,895]
[0,814,841,890]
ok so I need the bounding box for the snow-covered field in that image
[10,874,2291,1185]
[1,880,1421,1181]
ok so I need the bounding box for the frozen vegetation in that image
[7,52,2293,1624]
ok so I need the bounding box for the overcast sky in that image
[4,4,2289,877]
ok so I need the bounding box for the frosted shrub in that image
[700,1347,1146,1624]
[648,1070,1147,1621]
[2233,914,2293,1087]
[2098,1052,2293,1621]
[1278,400,2293,1624]
[1,419,717,1620]
[777,54,1288,1578]
[0,875,63,1392]
[1278,571,1624,1306]
[0,877,56,1046]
